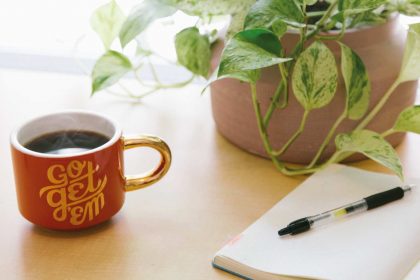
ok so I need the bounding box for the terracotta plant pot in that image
[210,16,418,164]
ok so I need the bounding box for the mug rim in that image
[10,110,122,159]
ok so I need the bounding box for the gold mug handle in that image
[122,135,172,192]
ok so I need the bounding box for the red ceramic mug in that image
[10,111,171,230]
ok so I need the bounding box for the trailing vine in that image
[89,0,420,179]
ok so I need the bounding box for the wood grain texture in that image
[0,69,418,279]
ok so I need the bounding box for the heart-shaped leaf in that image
[292,41,338,110]
[339,43,370,120]
[218,29,291,84]
[119,0,176,48]
[393,105,420,134]
[335,130,403,180]
[244,0,304,30]
[91,51,132,94]
[175,27,211,78]
[398,23,420,82]
[90,0,126,50]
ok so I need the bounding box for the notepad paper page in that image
[216,165,420,280]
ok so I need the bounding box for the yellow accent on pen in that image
[334,208,347,218]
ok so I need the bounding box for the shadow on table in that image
[29,219,115,238]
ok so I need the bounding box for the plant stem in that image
[157,75,195,89]
[263,64,289,126]
[320,151,342,168]
[134,69,157,88]
[284,150,342,176]
[263,1,314,128]
[263,81,286,127]
[307,0,338,39]
[307,112,347,168]
[105,89,133,99]
[131,87,161,100]
[273,110,310,156]
[281,165,322,176]
[263,17,309,127]
[315,24,347,41]
[307,11,326,17]
[148,58,162,84]
[250,81,340,177]
[305,76,402,167]
[250,83,271,153]
[132,75,195,99]
[250,83,286,171]
[316,0,338,29]
[134,73,194,89]
[326,127,398,167]
[118,83,137,98]
[318,78,401,164]
[110,74,195,101]
[355,79,401,131]
[381,128,396,138]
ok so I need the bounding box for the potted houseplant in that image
[89,0,420,180]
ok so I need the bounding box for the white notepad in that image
[213,165,420,280]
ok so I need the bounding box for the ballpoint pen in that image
[278,185,414,236]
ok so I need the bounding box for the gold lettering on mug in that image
[40,160,107,225]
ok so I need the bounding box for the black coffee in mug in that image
[24,130,110,155]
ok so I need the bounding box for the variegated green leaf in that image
[292,41,338,110]
[398,23,420,82]
[271,19,287,38]
[339,43,370,120]
[395,0,420,16]
[393,105,420,134]
[90,0,125,50]
[203,67,260,89]
[335,130,403,180]
[306,0,318,5]
[333,0,387,23]
[91,51,132,94]
[167,0,256,39]
[167,0,255,16]
[119,0,176,47]
[226,1,255,38]
[347,10,388,29]
[175,27,211,78]
[218,29,291,83]
[338,0,387,11]
[244,0,304,30]
[218,70,261,84]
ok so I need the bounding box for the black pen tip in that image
[278,218,311,236]
[278,227,291,236]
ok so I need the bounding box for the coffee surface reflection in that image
[25,130,110,155]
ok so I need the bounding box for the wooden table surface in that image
[0,69,418,280]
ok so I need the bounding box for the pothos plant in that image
[90,0,420,180]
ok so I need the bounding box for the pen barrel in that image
[309,200,368,225]
[364,187,405,210]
